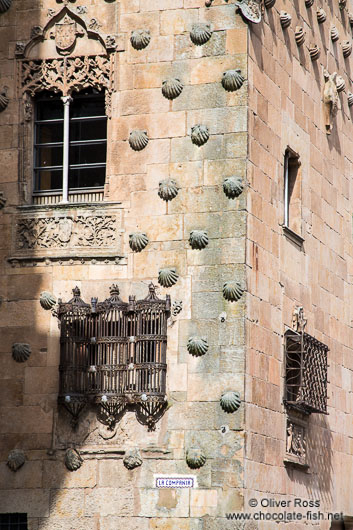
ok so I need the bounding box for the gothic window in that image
[284,329,328,414]
[0,514,28,530]
[33,89,107,200]
[58,284,171,431]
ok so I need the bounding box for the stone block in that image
[43,459,97,489]
[49,488,85,518]
[190,489,218,517]
[24,367,59,395]
[0,461,43,489]
[0,379,23,406]
[171,135,224,163]
[97,459,139,489]
[167,363,187,392]
[7,274,52,302]
[149,519,191,530]
[0,406,53,434]
[101,517,149,530]
[173,84,227,112]
[37,517,97,530]
[118,89,170,116]
[186,107,247,135]
[187,373,244,402]
[0,489,50,517]
[166,402,216,431]
[138,488,189,517]
[85,487,134,517]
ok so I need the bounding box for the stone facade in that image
[1,0,353,529]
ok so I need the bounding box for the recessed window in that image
[0,514,28,530]
[284,148,301,236]
[33,88,107,200]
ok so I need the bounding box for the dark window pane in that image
[36,146,63,168]
[36,122,63,144]
[36,97,63,121]
[70,119,107,141]
[0,513,28,529]
[69,143,106,166]
[70,96,106,118]
[69,167,105,189]
[34,169,62,191]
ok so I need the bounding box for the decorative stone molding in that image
[309,44,320,61]
[130,29,151,50]
[129,232,149,252]
[123,449,143,470]
[186,447,206,469]
[7,450,25,472]
[189,230,209,250]
[323,70,339,135]
[162,78,183,100]
[190,23,212,45]
[280,11,291,29]
[295,27,305,46]
[172,300,183,316]
[235,0,263,24]
[221,69,244,92]
[336,75,346,93]
[264,0,275,8]
[40,291,57,310]
[223,176,244,199]
[223,281,244,302]
[0,87,9,112]
[284,412,308,469]
[342,41,352,58]
[129,130,149,151]
[292,306,307,333]
[0,192,6,209]
[158,267,179,288]
[0,0,11,14]
[191,125,209,146]
[331,26,339,42]
[317,7,326,23]
[220,391,241,413]
[304,0,313,7]
[348,92,353,107]
[187,337,209,357]
[158,179,179,202]
[12,343,31,363]
[65,448,83,471]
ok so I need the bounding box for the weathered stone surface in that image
[43,459,96,489]
[0,489,50,517]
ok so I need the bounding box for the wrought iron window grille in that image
[284,329,328,415]
[57,283,171,431]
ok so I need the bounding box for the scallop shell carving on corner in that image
[305,0,314,7]
[158,179,179,201]
[129,130,149,151]
[191,124,209,146]
[158,267,179,288]
[189,230,209,250]
[130,29,151,50]
[12,343,31,363]
[190,23,212,45]
[129,232,149,252]
[331,26,339,42]
[187,337,209,357]
[65,448,83,471]
[317,8,326,23]
[295,27,305,46]
[162,78,183,100]
[342,41,352,58]
[186,447,206,469]
[280,12,292,29]
[336,76,346,93]
[0,0,11,14]
[40,291,56,310]
[7,449,25,472]
[348,92,353,107]
[220,391,242,413]
[309,44,320,61]
[264,0,276,8]
[123,450,143,470]
[223,176,244,199]
[221,69,245,92]
[223,281,244,302]
[0,88,9,112]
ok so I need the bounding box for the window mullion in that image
[61,95,72,203]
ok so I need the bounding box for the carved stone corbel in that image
[323,70,339,135]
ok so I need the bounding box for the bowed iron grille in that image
[58,283,170,430]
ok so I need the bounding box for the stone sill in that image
[17,201,123,212]
[282,225,304,248]
[284,456,309,472]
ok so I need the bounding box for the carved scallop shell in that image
[40,291,56,310]
[186,447,206,469]
[264,0,276,8]
[339,0,347,9]
[220,391,241,413]
[123,450,142,470]
[189,230,209,250]
[280,11,291,29]
[0,0,11,14]
[0,192,6,209]
[223,281,244,302]
[129,130,149,151]
[349,13,353,26]
[336,76,346,93]
[331,26,339,42]
[317,7,326,23]
[7,449,25,472]
[158,267,179,288]
[65,448,83,471]
[221,69,244,92]
[187,337,209,357]
[191,125,209,146]
[12,343,31,363]
[162,78,183,100]
[342,41,352,58]
[190,23,212,45]
[309,44,320,61]
[0,88,9,112]
[223,176,244,199]
[129,232,149,252]
[158,178,179,201]
[348,92,353,107]
[295,27,305,46]
[305,0,313,7]
[130,29,151,50]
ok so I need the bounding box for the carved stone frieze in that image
[286,418,307,461]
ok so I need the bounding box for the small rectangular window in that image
[284,148,301,236]
[0,514,28,530]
